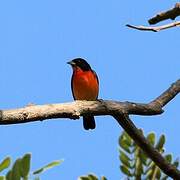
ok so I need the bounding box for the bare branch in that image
[149,3,180,25]
[0,79,179,178]
[1,79,179,125]
[126,21,180,32]
[114,114,180,179]
[0,100,163,125]
[150,79,180,107]
[127,3,180,32]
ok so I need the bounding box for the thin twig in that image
[150,79,180,107]
[126,21,180,32]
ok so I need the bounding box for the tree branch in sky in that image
[0,79,180,179]
[127,3,180,32]
[126,21,180,32]
[148,2,180,25]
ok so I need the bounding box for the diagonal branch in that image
[148,2,180,25]
[114,114,180,179]
[150,79,180,107]
[0,79,179,178]
[126,21,180,32]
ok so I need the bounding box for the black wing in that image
[71,72,76,100]
[92,69,99,99]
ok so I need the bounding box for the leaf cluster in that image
[119,130,179,180]
[78,174,107,180]
[0,153,62,180]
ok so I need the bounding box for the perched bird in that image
[67,58,99,130]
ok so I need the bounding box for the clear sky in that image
[0,0,179,179]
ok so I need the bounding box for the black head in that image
[67,58,91,71]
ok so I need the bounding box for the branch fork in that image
[0,79,180,179]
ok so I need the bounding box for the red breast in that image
[72,67,99,100]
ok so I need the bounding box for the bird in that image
[67,58,99,130]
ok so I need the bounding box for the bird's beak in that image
[67,61,75,66]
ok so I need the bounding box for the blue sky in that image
[0,0,179,179]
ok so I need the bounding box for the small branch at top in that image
[149,3,180,25]
[126,21,180,32]
[127,3,180,32]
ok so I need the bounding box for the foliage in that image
[1,131,179,179]
[0,153,63,180]
[79,131,179,180]
[119,131,179,180]
[78,174,107,180]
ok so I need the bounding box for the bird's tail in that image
[83,116,96,130]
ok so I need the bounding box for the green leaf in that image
[155,134,165,151]
[33,160,63,175]
[156,167,161,179]
[147,132,155,146]
[139,151,147,166]
[144,161,155,174]
[20,153,31,178]
[79,177,90,180]
[131,144,137,154]
[134,147,140,157]
[0,157,11,173]
[0,176,5,180]
[123,139,132,147]
[11,158,21,180]
[101,176,108,180]
[135,158,143,175]
[146,157,157,167]
[120,165,132,177]
[87,174,98,180]
[6,170,12,180]
[78,174,100,180]
[123,132,133,147]
[119,139,131,154]
[119,150,132,168]
[146,168,153,179]
[164,154,172,163]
